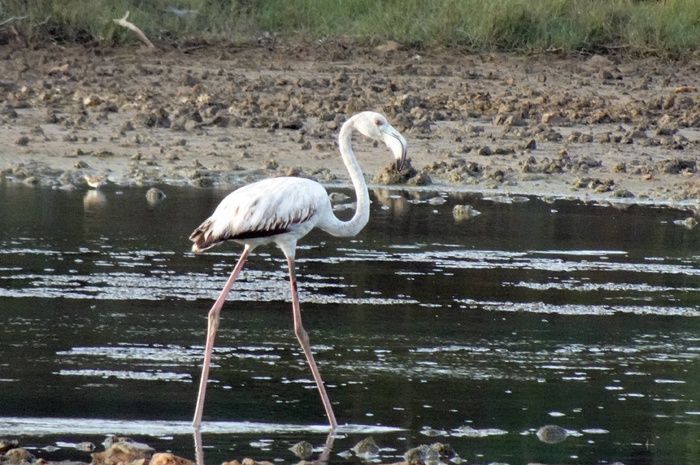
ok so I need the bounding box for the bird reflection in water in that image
[83,189,107,212]
[373,188,411,217]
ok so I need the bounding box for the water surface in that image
[1,182,700,464]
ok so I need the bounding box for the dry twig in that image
[113,11,155,48]
[0,16,28,27]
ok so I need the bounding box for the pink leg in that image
[287,255,338,430]
[193,428,204,465]
[193,245,251,428]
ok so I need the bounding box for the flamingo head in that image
[354,111,408,171]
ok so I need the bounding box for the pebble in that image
[453,204,481,221]
[4,448,35,464]
[288,441,313,460]
[14,135,29,146]
[328,192,350,202]
[146,187,167,205]
[674,217,698,229]
[536,424,569,444]
[351,437,379,458]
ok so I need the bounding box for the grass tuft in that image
[2,0,700,55]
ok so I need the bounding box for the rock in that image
[505,114,526,126]
[493,113,525,126]
[3,448,36,464]
[239,459,274,465]
[453,204,481,221]
[576,156,602,170]
[374,159,427,185]
[376,40,401,53]
[405,445,434,465]
[0,80,16,92]
[574,177,614,192]
[92,440,155,465]
[586,54,617,70]
[352,437,379,458]
[83,94,102,107]
[119,121,135,132]
[662,94,675,109]
[134,109,170,128]
[612,162,626,173]
[477,146,492,156]
[182,74,200,87]
[674,217,698,229]
[48,63,71,76]
[150,452,194,465]
[0,439,19,453]
[75,442,96,452]
[289,441,313,460]
[403,443,456,465]
[14,136,29,146]
[598,70,614,80]
[328,192,350,203]
[536,425,568,444]
[541,112,565,125]
[29,125,44,136]
[612,188,635,198]
[278,119,303,130]
[0,105,18,118]
[524,139,537,150]
[146,187,167,205]
[655,112,673,127]
[659,158,695,174]
[406,171,431,186]
[189,175,214,188]
[429,442,456,459]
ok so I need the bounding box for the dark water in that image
[1,181,700,465]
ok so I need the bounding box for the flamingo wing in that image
[190,177,330,252]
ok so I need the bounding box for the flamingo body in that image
[190,111,407,430]
[190,177,330,252]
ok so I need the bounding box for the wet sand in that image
[1,43,700,207]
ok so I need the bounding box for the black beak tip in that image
[396,153,407,172]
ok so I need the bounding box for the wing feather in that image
[190,177,329,252]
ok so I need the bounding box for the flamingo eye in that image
[374,118,383,126]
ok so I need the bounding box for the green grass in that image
[2,0,700,55]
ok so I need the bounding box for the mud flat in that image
[1,43,699,208]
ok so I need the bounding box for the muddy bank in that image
[0,43,699,207]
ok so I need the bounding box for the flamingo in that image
[190,111,408,430]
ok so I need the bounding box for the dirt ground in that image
[1,41,700,208]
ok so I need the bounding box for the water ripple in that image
[56,369,191,382]
[456,298,700,316]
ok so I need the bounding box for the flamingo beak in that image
[383,127,408,172]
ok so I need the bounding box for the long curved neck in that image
[321,117,370,237]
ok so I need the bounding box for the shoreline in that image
[1,43,699,209]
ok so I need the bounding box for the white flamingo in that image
[190,111,407,430]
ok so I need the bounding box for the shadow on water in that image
[1,182,700,464]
